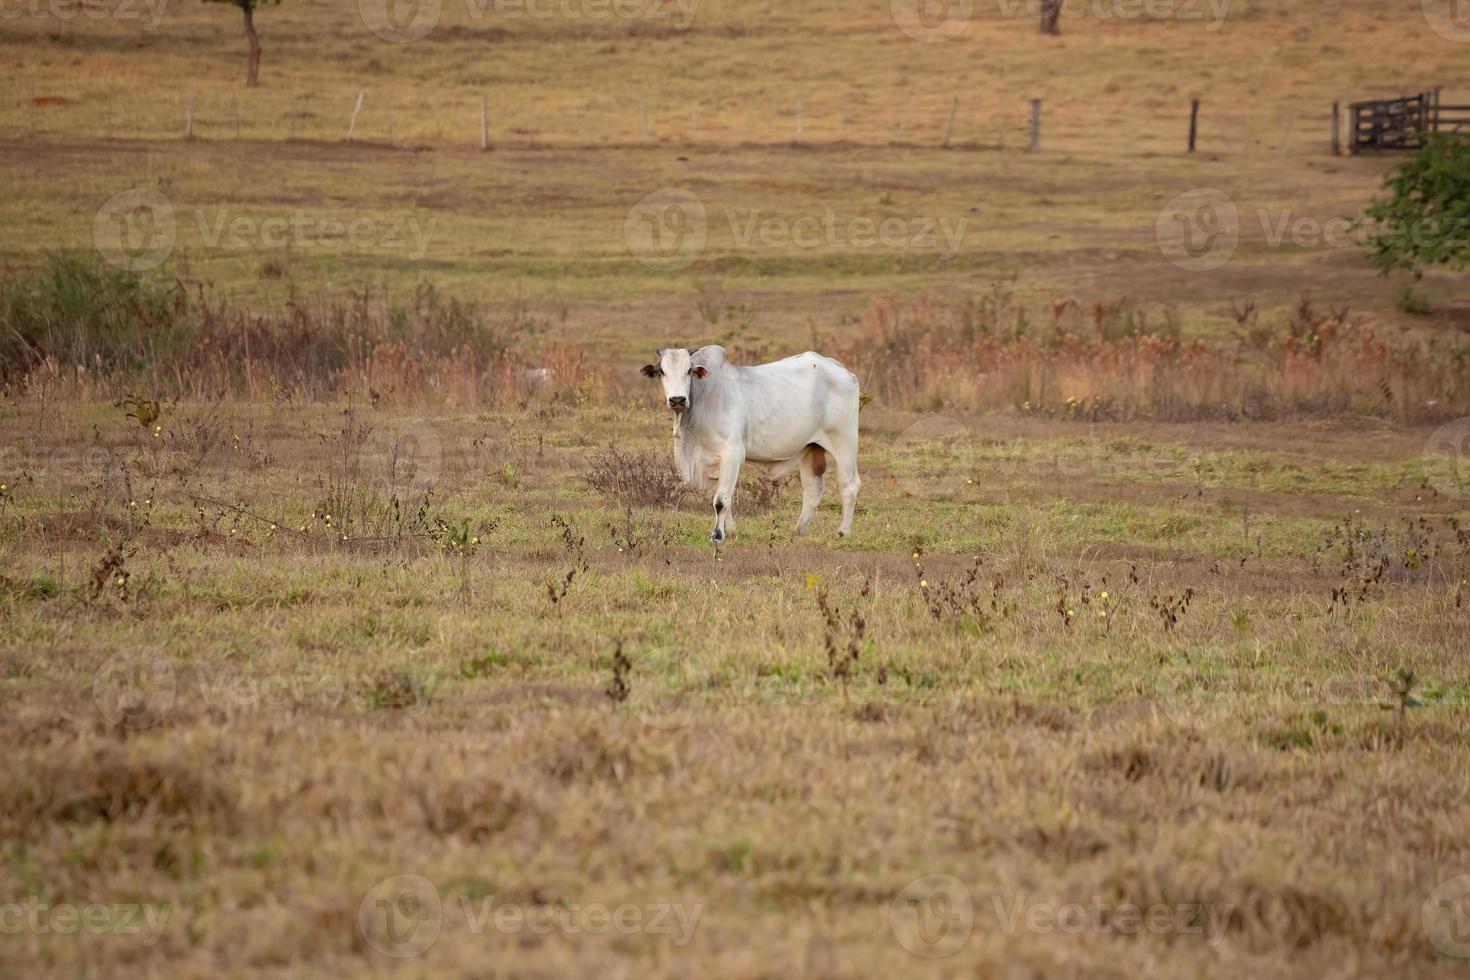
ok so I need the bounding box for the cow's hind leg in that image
[830,436,860,538]
[795,444,826,535]
[711,449,743,542]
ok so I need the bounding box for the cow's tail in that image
[847,368,866,411]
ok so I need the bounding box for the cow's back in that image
[734,352,858,458]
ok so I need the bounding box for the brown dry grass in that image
[840,291,1470,422]
[2,2,1470,975]
[1,391,1467,978]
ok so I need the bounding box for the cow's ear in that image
[691,365,709,379]
[641,364,661,378]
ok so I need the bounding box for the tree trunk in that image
[1040,0,1062,35]
[243,5,261,87]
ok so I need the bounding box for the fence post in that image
[185,89,194,140]
[347,91,365,141]
[794,96,804,144]
[942,96,958,147]
[1029,98,1041,152]
[480,93,489,150]
[1188,97,1199,152]
[1331,101,1340,155]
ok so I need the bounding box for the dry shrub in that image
[738,473,789,513]
[2,255,622,407]
[585,444,690,508]
[836,291,1470,422]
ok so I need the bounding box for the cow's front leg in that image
[710,449,743,542]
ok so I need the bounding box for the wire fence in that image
[2,71,1355,157]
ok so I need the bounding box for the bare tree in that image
[1040,0,1062,35]
[205,0,279,87]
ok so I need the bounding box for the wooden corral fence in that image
[1347,90,1470,152]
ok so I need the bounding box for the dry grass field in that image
[2,396,1469,977]
[3,0,1470,977]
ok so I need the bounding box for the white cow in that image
[641,346,861,541]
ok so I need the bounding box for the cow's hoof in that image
[836,530,850,539]
[710,529,725,543]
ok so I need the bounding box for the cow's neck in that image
[672,402,702,484]
[671,373,726,485]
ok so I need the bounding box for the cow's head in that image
[641,348,708,415]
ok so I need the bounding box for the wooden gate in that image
[1350,91,1470,151]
